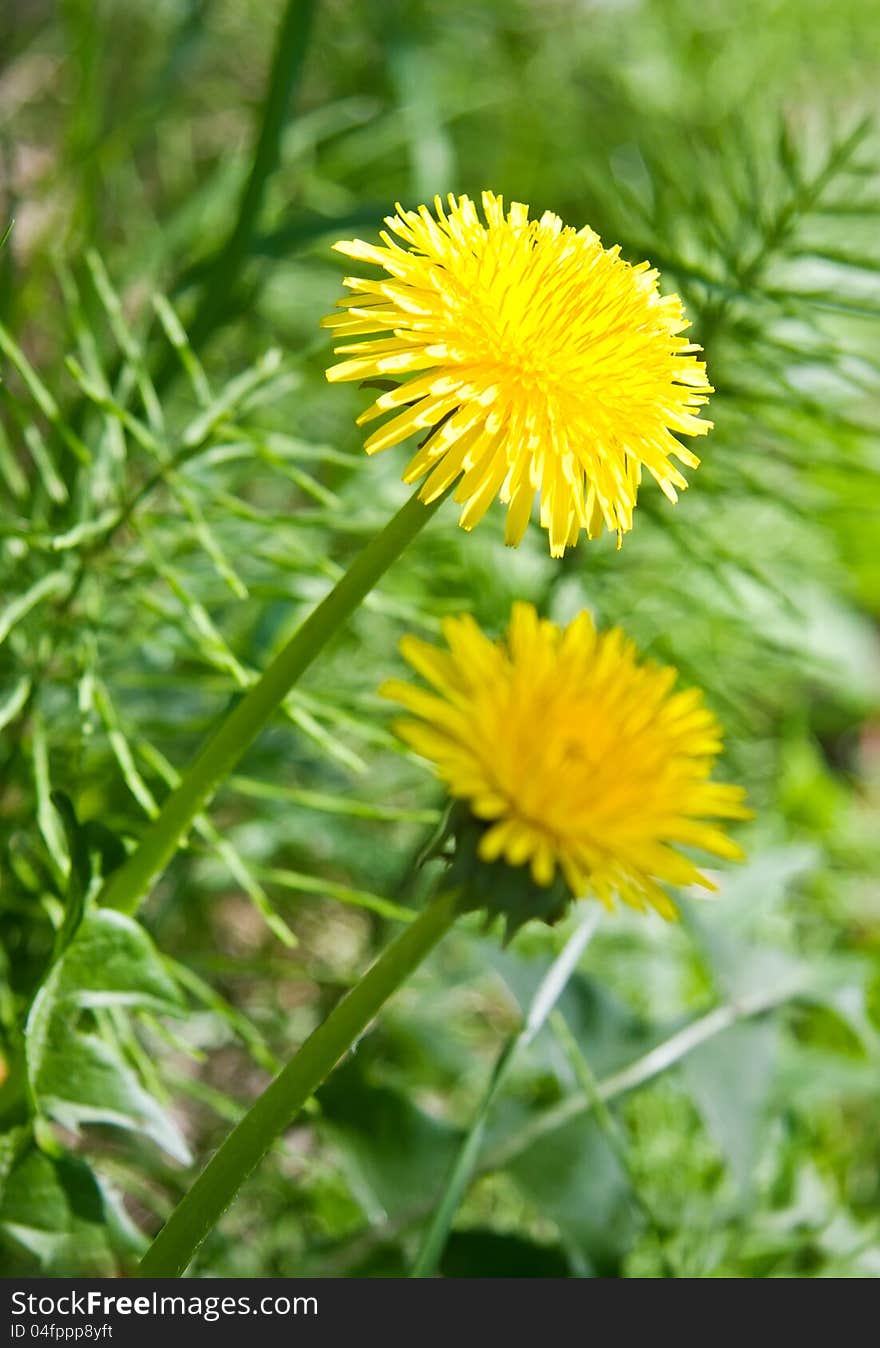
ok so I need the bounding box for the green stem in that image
[137,887,461,1278]
[98,487,439,917]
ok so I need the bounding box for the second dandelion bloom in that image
[382,603,750,921]
[324,192,712,556]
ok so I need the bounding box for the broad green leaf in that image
[24,910,187,1162]
[0,1142,142,1275]
[29,1017,190,1164]
[681,845,818,1001]
[440,1228,572,1278]
[483,939,655,1076]
[682,1018,780,1194]
[35,909,183,1016]
[507,1114,642,1275]
[318,1058,463,1218]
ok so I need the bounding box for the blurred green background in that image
[0,0,878,1277]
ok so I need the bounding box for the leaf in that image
[680,845,819,1001]
[24,909,188,1162]
[317,1057,462,1218]
[440,1228,572,1278]
[48,909,183,1014]
[0,676,30,731]
[0,1127,28,1197]
[410,916,599,1278]
[484,940,654,1076]
[507,1114,641,1276]
[808,967,880,1055]
[50,792,92,959]
[31,711,70,885]
[28,1018,191,1164]
[682,1018,780,1195]
[555,973,656,1078]
[0,1141,143,1275]
[0,322,91,464]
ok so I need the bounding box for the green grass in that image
[0,0,878,1279]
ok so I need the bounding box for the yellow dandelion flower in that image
[323,191,712,557]
[381,603,750,920]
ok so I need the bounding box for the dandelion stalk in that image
[98,486,440,917]
[133,592,750,1275]
[137,887,461,1278]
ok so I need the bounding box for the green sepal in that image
[437,804,574,941]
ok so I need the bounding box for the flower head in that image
[382,603,749,920]
[323,192,712,556]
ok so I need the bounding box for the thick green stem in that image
[137,888,461,1277]
[98,487,439,917]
